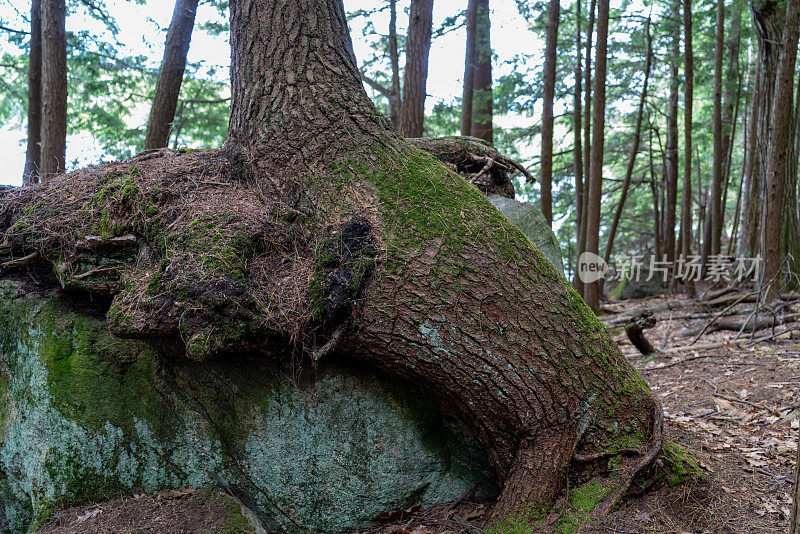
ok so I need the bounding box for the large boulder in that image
[0,280,494,533]
[487,195,564,277]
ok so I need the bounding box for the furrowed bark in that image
[471,0,493,144]
[22,0,42,186]
[144,0,200,150]
[540,0,560,226]
[39,0,67,178]
[461,0,477,137]
[401,0,434,138]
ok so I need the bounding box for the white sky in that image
[0,0,545,186]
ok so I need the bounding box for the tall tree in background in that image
[460,0,477,137]
[22,0,42,185]
[709,0,725,260]
[680,0,695,296]
[471,0,493,144]
[761,0,800,301]
[583,0,609,311]
[144,0,200,150]
[572,0,583,264]
[401,0,434,137]
[540,0,560,226]
[359,0,402,131]
[40,0,67,178]
[663,2,680,281]
[603,17,651,270]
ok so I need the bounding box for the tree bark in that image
[710,0,725,259]
[39,0,67,178]
[2,0,663,525]
[664,2,680,281]
[471,0,493,144]
[144,0,199,150]
[603,18,651,267]
[401,0,434,138]
[22,0,42,186]
[573,0,584,266]
[740,53,762,259]
[461,0,477,137]
[388,0,402,131]
[761,0,800,302]
[540,0,560,227]
[681,0,695,296]
[583,0,609,312]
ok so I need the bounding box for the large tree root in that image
[0,142,662,527]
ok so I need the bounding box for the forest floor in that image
[38,291,799,534]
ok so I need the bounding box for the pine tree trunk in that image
[460,0,477,136]
[39,0,67,178]
[664,3,680,280]
[22,0,42,185]
[761,0,800,301]
[388,0,402,131]
[681,0,695,296]
[603,18,651,266]
[710,0,725,259]
[471,0,493,144]
[741,54,762,259]
[573,0,584,263]
[3,0,663,525]
[144,0,199,150]
[540,0,560,227]
[401,0,434,138]
[583,0,609,311]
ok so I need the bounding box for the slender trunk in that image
[540,0,560,226]
[22,0,42,185]
[388,0,402,131]
[681,0,695,295]
[650,121,663,261]
[583,0,609,311]
[401,0,435,138]
[719,1,743,232]
[144,0,199,150]
[761,0,800,301]
[710,0,725,259]
[576,0,597,292]
[460,0,477,136]
[741,52,762,258]
[39,0,67,178]
[471,0,493,144]
[664,3,680,279]
[573,0,584,279]
[603,18,651,266]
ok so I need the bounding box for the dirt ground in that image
[39,291,800,533]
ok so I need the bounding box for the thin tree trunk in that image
[761,0,800,302]
[144,0,199,150]
[603,18,652,266]
[22,0,42,185]
[710,0,725,259]
[471,0,493,144]
[388,0,402,131]
[460,0,477,136]
[401,0,435,138]
[540,0,560,226]
[583,0,609,311]
[664,2,680,280]
[681,0,695,295]
[650,120,663,261]
[573,0,584,277]
[39,0,67,178]
[741,52,762,258]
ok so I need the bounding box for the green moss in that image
[660,441,706,487]
[220,501,255,534]
[554,478,615,534]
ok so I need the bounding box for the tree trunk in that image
[2,0,662,526]
[388,0,402,131]
[583,0,609,311]
[664,2,680,280]
[573,0,584,266]
[681,0,695,296]
[401,0,434,138]
[22,0,42,186]
[143,0,199,150]
[761,0,800,301]
[575,0,596,296]
[39,0,67,178]
[650,121,663,261]
[471,0,493,144]
[710,0,725,259]
[461,0,477,137]
[740,52,762,259]
[540,0,560,227]
[603,18,651,266]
